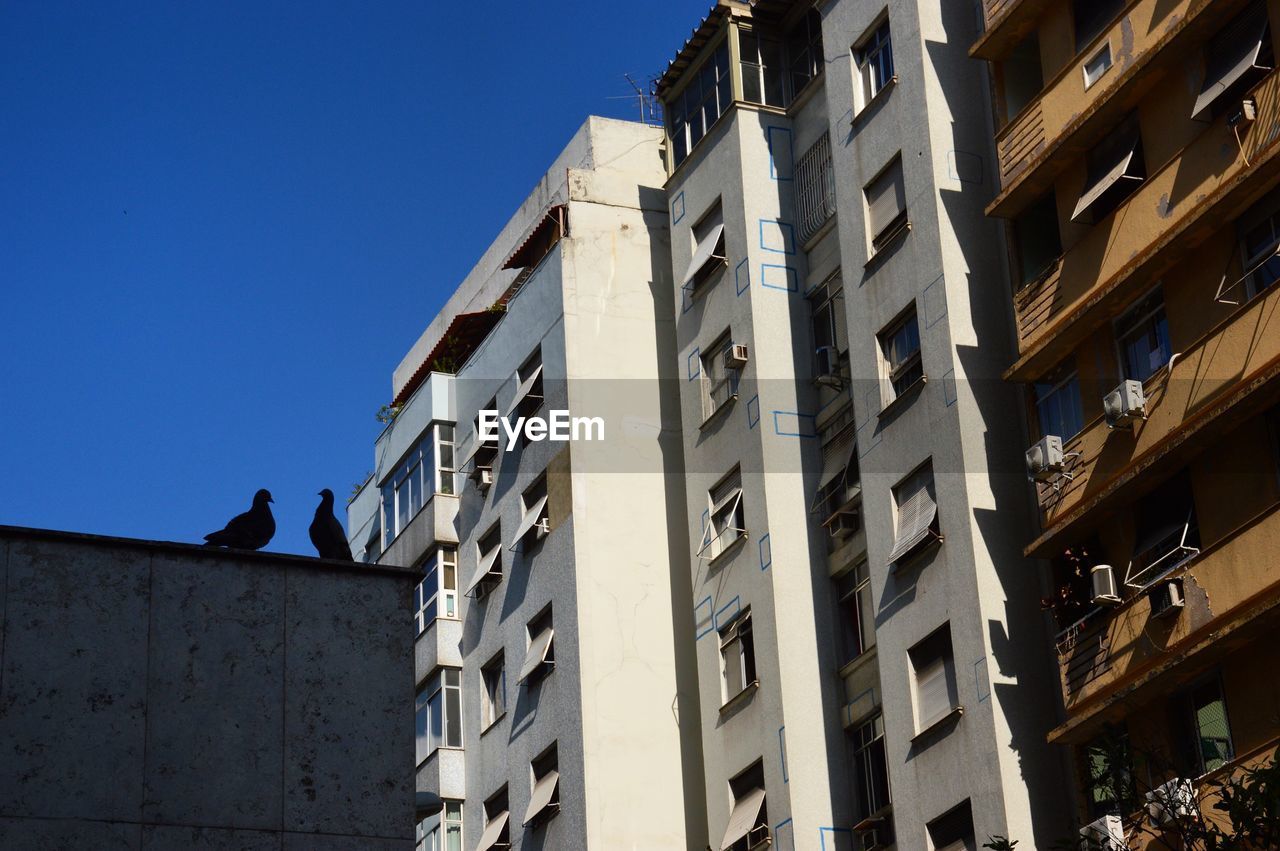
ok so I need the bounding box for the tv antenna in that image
[606,73,664,126]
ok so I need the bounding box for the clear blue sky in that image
[0,2,681,555]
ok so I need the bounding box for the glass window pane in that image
[428,690,443,751]
[1192,682,1233,773]
[445,685,462,747]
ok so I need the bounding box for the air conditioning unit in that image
[1230,96,1258,128]
[1150,579,1185,620]
[477,467,494,488]
[725,344,750,370]
[859,829,885,851]
[1104,380,1147,429]
[534,517,550,539]
[829,508,860,540]
[1026,435,1065,482]
[1091,564,1122,607]
[1079,814,1125,850]
[1146,777,1198,824]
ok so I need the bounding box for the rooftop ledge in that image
[0,524,419,581]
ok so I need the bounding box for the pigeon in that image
[203,489,275,550]
[310,488,354,561]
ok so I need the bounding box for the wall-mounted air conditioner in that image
[1150,579,1185,620]
[1026,435,1065,482]
[534,517,550,539]
[477,467,494,489]
[1104,380,1146,429]
[725,344,750,370]
[1091,565,1122,607]
[1079,814,1125,850]
[828,508,859,540]
[1145,777,1197,824]
[858,828,884,851]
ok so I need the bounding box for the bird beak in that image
[269,497,274,503]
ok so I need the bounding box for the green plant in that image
[376,404,401,424]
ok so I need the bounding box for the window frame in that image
[481,652,506,730]
[1114,286,1172,385]
[1238,194,1280,300]
[851,714,892,820]
[382,422,455,547]
[1033,362,1084,441]
[719,608,757,704]
[1186,674,1235,777]
[836,560,876,666]
[702,467,746,560]
[700,330,740,422]
[880,305,923,404]
[786,9,825,102]
[414,546,459,635]
[855,16,894,107]
[415,667,463,765]
[738,26,787,108]
[666,39,732,168]
[865,154,909,252]
[909,627,958,734]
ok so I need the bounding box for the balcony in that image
[415,616,463,681]
[1050,501,1280,741]
[416,746,465,803]
[989,0,1246,220]
[1009,66,1280,382]
[1029,274,1280,548]
[971,0,1053,62]
[380,494,459,569]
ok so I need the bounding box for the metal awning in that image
[504,205,568,270]
[505,364,545,419]
[518,627,555,684]
[392,311,504,408]
[1071,131,1142,223]
[509,495,549,550]
[886,484,938,565]
[476,811,509,851]
[682,224,726,291]
[465,546,502,597]
[1192,1,1271,122]
[719,787,767,851]
[523,770,560,825]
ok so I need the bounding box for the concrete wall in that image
[0,527,417,850]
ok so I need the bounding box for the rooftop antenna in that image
[606,74,664,126]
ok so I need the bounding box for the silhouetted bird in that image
[203,489,275,550]
[310,489,354,561]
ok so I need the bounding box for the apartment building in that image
[977,0,1280,844]
[658,1,1065,849]
[348,117,706,850]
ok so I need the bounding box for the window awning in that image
[461,431,498,472]
[719,787,767,851]
[1192,2,1271,122]
[886,485,938,565]
[509,495,549,550]
[476,811,509,851]
[523,770,560,825]
[682,224,726,292]
[391,310,504,408]
[465,547,502,597]
[810,432,857,512]
[1071,132,1142,222]
[505,364,545,419]
[518,627,555,683]
[711,486,743,519]
[503,205,567,270]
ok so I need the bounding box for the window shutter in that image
[866,159,906,238]
[886,477,938,565]
[916,657,950,727]
[1192,1,1271,121]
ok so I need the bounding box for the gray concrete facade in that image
[0,526,417,850]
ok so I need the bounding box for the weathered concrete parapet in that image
[0,526,416,850]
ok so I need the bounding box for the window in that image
[808,270,848,375]
[415,667,462,763]
[927,800,975,851]
[850,715,891,820]
[1128,470,1199,587]
[1071,113,1144,223]
[668,41,732,167]
[510,476,550,550]
[481,653,505,729]
[739,28,786,107]
[722,761,769,851]
[835,560,876,667]
[701,468,746,560]
[507,348,544,425]
[1082,727,1135,819]
[1033,362,1084,440]
[518,606,555,685]
[466,394,500,488]
[684,201,727,297]
[1082,42,1112,89]
[416,799,462,851]
[1115,287,1171,384]
[787,9,825,99]
[999,34,1044,122]
[700,331,740,422]
[1073,0,1125,53]
[719,609,757,704]
[909,626,958,732]
[888,463,939,566]
[855,17,894,106]
[1238,192,1280,299]
[865,156,908,251]
[880,306,922,402]
[382,423,456,547]
[795,133,836,245]
[524,744,560,827]
[812,405,859,525]
[1185,677,1234,775]
[477,787,510,851]
[465,524,504,599]
[1012,192,1062,287]
[1193,0,1272,121]
[414,547,459,634]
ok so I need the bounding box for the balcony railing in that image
[990,0,1222,215]
[1054,501,1280,711]
[1010,66,1280,377]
